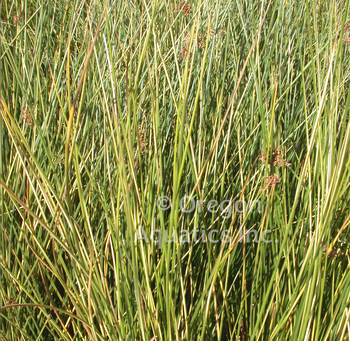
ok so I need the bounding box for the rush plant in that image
[1,0,350,340]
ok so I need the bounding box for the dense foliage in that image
[1,0,350,339]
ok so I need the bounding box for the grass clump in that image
[1,0,350,340]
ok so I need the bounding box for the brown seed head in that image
[21,105,33,126]
[138,124,146,154]
[13,11,22,24]
[259,148,291,167]
[197,34,206,49]
[177,2,192,17]
[179,44,191,59]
